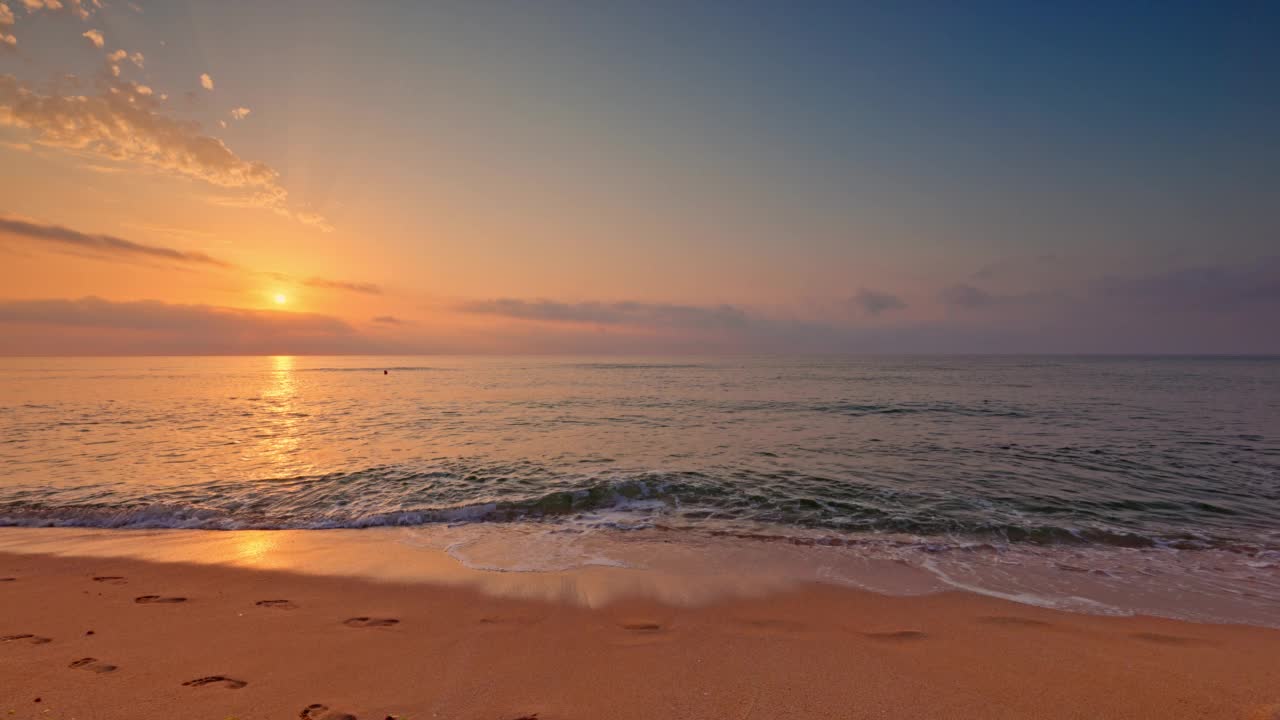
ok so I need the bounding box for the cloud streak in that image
[0,297,395,355]
[456,298,751,330]
[2,216,386,299]
[0,215,231,267]
[301,277,383,295]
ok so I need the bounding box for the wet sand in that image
[2,550,1279,720]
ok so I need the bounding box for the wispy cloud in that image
[0,215,231,267]
[0,74,327,230]
[372,315,409,325]
[20,0,97,21]
[199,72,213,91]
[302,277,383,295]
[2,216,387,299]
[0,2,14,49]
[229,106,250,120]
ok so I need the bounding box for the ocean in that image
[1,355,1277,624]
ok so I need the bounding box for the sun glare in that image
[273,293,288,305]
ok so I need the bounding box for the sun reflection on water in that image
[255,355,304,474]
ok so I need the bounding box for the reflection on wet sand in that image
[0,526,927,608]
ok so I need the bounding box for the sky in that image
[1,0,1277,355]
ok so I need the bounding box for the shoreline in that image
[3,537,1280,718]
[1,525,1276,628]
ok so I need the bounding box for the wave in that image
[0,473,1272,556]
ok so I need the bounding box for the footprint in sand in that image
[92,576,127,585]
[612,621,673,645]
[0,577,15,582]
[256,599,299,610]
[862,630,928,642]
[299,703,357,720]
[342,617,399,628]
[183,676,248,689]
[2,633,53,645]
[69,657,117,673]
[134,594,187,604]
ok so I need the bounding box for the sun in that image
[273,293,288,305]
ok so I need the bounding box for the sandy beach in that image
[3,548,1278,720]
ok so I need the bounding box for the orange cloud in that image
[0,74,329,230]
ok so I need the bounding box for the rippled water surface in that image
[2,355,1278,624]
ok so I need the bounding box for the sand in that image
[2,550,1278,720]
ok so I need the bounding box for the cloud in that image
[936,284,1059,310]
[0,215,231,267]
[199,73,213,91]
[81,28,102,48]
[229,106,250,120]
[106,48,124,61]
[0,0,97,46]
[1,217,387,300]
[21,0,97,20]
[0,74,328,230]
[938,284,999,309]
[456,298,751,330]
[129,51,143,68]
[1095,259,1280,311]
[1,3,16,48]
[302,277,383,295]
[851,288,906,316]
[0,296,349,333]
[0,296,389,355]
[372,315,409,325]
